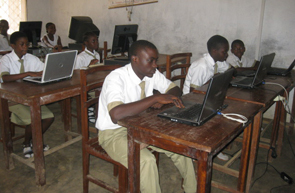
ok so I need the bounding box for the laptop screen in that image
[252,53,275,86]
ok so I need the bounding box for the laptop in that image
[236,53,275,77]
[23,50,77,84]
[230,53,275,88]
[157,68,234,126]
[267,59,295,76]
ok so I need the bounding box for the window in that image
[0,0,27,34]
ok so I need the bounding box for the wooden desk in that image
[118,93,263,193]
[193,74,294,193]
[0,70,111,186]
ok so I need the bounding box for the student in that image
[41,22,62,51]
[0,31,54,158]
[75,31,100,69]
[96,40,197,193]
[0,19,12,54]
[183,35,230,161]
[226,39,255,68]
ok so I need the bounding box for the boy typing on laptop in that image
[183,35,231,161]
[96,40,196,193]
[0,31,54,158]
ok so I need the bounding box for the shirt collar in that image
[85,47,97,55]
[204,53,215,66]
[126,63,142,85]
[11,50,26,61]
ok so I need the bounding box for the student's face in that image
[212,43,229,62]
[11,37,29,58]
[47,24,56,34]
[131,47,159,80]
[85,35,98,51]
[231,43,245,60]
[0,21,9,35]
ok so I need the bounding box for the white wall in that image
[27,0,295,118]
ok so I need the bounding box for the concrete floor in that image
[0,102,295,193]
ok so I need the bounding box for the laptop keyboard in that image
[235,77,253,85]
[174,104,202,119]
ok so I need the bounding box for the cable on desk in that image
[217,112,248,126]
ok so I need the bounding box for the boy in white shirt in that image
[97,40,196,193]
[227,39,254,68]
[0,31,54,158]
[75,31,100,69]
[183,35,231,161]
[0,19,12,55]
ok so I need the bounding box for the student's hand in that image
[27,71,43,77]
[150,102,164,109]
[156,94,185,108]
[89,59,99,66]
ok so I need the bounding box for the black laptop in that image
[236,53,275,77]
[267,59,295,76]
[157,68,234,126]
[230,53,275,89]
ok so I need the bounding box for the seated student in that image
[0,19,13,55]
[41,22,62,51]
[0,31,54,158]
[183,35,230,161]
[226,39,255,68]
[96,40,197,193]
[75,31,100,69]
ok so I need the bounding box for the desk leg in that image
[30,98,46,186]
[268,101,283,160]
[245,112,262,193]
[238,122,252,192]
[128,128,140,193]
[197,151,213,193]
[0,98,14,170]
[276,101,286,157]
[64,98,72,141]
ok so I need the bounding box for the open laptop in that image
[157,68,234,126]
[23,50,77,84]
[236,53,275,77]
[267,58,295,76]
[230,53,275,88]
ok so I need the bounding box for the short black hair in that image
[0,19,9,26]
[82,31,98,43]
[207,35,229,53]
[231,39,245,48]
[46,22,55,29]
[10,31,27,44]
[128,40,158,59]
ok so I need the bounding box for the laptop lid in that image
[24,50,77,84]
[157,68,234,126]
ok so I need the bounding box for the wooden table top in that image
[0,69,111,105]
[119,92,263,156]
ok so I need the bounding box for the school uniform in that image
[0,50,54,125]
[75,48,100,69]
[183,53,230,95]
[41,34,59,47]
[96,63,197,193]
[0,34,12,51]
[227,52,254,68]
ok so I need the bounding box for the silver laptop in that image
[230,53,275,88]
[267,58,295,76]
[157,68,234,126]
[23,50,77,84]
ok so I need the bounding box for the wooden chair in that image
[166,53,192,90]
[80,65,128,193]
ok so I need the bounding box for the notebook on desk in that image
[230,53,275,89]
[23,50,77,84]
[157,68,234,126]
[267,59,295,76]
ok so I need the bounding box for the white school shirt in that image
[226,52,254,68]
[41,34,59,47]
[96,63,175,131]
[0,50,44,82]
[183,53,230,95]
[0,34,12,51]
[75,48,100,69]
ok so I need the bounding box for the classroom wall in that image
[27,0,295,119]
